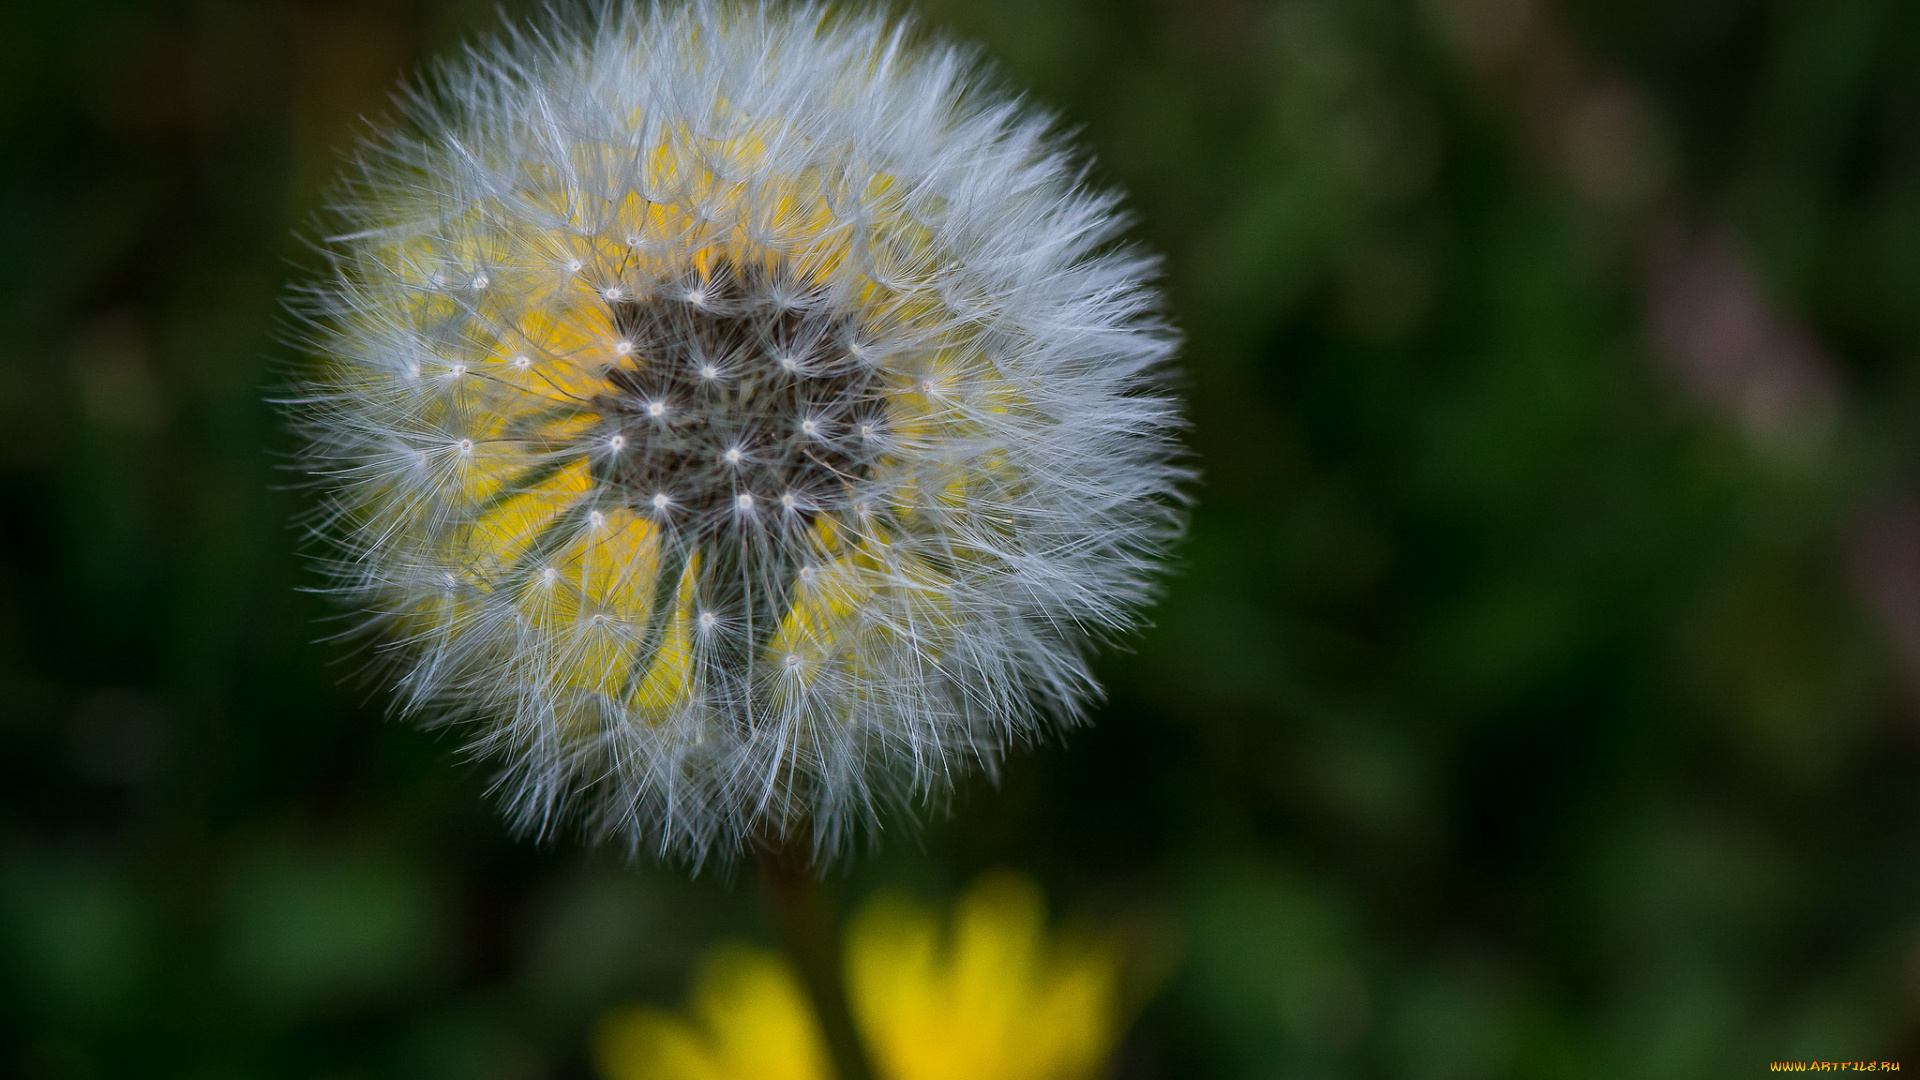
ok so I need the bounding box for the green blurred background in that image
[6,0,1920,1075]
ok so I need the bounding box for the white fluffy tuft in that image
[284,1,1187,864]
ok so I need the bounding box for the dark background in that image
[6,0,1920,1076]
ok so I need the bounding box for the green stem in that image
[756,837,879,1080]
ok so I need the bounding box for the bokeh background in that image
[6,0,1920,1075]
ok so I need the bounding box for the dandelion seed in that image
[285,1,1186,863]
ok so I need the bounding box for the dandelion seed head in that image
[286,0,1186,864]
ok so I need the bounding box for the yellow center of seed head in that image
[375,126,1011,733]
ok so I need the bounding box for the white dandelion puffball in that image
[290,1,1185,861]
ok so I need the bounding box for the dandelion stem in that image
[757,836,878,1080]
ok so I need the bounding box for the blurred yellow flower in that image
[595,872,1125,1080]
